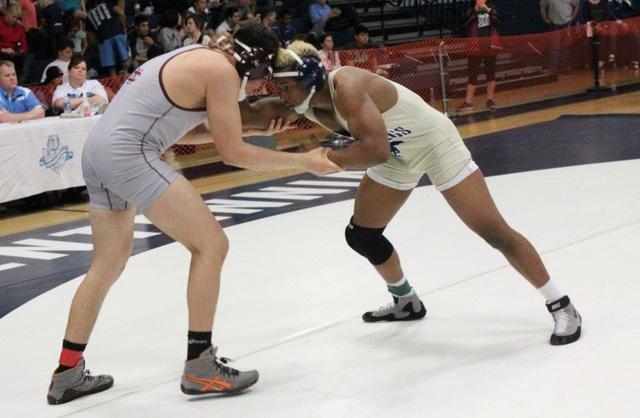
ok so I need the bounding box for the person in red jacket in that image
[0,4,28,79]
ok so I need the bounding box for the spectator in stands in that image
[309,0,359,45]
[585,0,639,70]
[0,4,28,79]
[269,40,583,347]
[51,54,108,113]
[68,18,87,55]
[187,0,212,31]
[40,65,64,116]
[215,6,240,36]
[86,0,131,75]
[19,0,38,32]
[41,37,73,83]
[317,33,340,71]
[260,7,276,28]
[309,0,340,36]
[205,0,227,30]
[183,13,211,46]
[62,0,87,23]
[608,0,640,71]
[342,24,389,77]
[221,0,257,27]
[0,59,44,122]
[259,7,280,38]
[540,0,580,74]
[157,9,184,52]
[457,0,501,112]
[19,2,46,61]
[40,0,66,57]
[275,7,296,46]
[19,0,46,59]
[43,64,64,86]
[128,14,158,70]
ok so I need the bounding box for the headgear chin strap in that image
[294,85,316,114]
[232,38,274,102]
[273,49,326,113]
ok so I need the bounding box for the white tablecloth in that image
[0,116,100,203]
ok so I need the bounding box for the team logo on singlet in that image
[387,126,412,157]
[126,67,143,84]
[39,135,73,174]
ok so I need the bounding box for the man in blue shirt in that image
[0,60,44,123]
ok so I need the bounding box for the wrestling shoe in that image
[546,296,582,345]
[47,359,114,405]
[363,293,427,323]
[181,346,258,395]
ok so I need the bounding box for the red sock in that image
[59,348,84,368]
[58,339,87,368]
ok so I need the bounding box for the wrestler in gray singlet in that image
[82,45,208,212]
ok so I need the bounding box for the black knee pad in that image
[344,217,394,265]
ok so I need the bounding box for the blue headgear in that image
[273,49,325,92]
[273,49,326,113]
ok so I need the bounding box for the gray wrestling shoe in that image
[181,346,258,395]
[47,359,114,405]
[546,296,582,345]
[362,293,427,323]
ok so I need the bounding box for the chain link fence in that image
[27,17,640,167]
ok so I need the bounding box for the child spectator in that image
[62,0,87,23]
[41,37,73,83]
[317,33,340,71]
[187,0,212,31]
[183,13,211,46]
[127,14,159,70]
[342,24,389,77]
[68,18,87,55]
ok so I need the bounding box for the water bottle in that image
[63,96,71,114]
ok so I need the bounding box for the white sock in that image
[537,280,565,303]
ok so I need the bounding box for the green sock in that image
[387,276,414,297]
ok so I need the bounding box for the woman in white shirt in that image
[52,55,108,113]
[183,14,211,46]
[317,33,341,72]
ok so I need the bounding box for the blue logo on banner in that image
[39,135,73,174]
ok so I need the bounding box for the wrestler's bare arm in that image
[176,98,297,145]
[327,72,390,169]
[239,97,299,129]
[204,64,339,175]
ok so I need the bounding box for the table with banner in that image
[0,115,100,203]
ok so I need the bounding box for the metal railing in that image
[363,0,473,42]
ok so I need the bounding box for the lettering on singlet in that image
[386,126,412,157]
